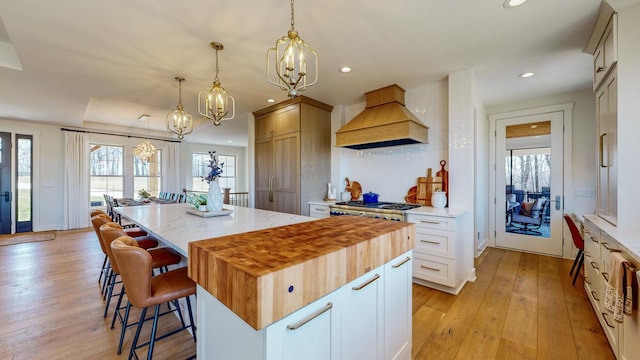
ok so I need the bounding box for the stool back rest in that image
[99,222,134,274]
[91,214,114,254]
[90,209,108,218]
[111,238,153,308]
[563,214,584,250]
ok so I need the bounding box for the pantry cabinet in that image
[254,96,332,216]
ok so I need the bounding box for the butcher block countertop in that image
[188,216,415,330]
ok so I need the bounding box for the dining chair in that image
[110,236,196,360]
[564,214,584,285]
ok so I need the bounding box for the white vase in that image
[207,180,224,212]
[431,191,447,209]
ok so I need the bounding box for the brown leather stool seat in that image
[99,224,183,355]
[111,237,196,359]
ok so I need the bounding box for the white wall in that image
[330,81,449,202]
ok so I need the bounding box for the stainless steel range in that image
[329,201,421,221]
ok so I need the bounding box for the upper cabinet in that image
[253,96,333,216]
[592,14,617,90]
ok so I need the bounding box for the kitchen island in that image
[115,203,415,359]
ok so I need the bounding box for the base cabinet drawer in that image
[412,253,454,287]
[414,228,454,259]
[308,203,330,218]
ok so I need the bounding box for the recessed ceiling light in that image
[227,140,233,143]
[519,72,535,78]
[266,98,276,103]
[504,0,527,8]
[339,66,352,73]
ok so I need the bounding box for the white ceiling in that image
[0,0,603,146]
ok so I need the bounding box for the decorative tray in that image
[186,208,233,217]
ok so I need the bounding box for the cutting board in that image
[436,160,449,207]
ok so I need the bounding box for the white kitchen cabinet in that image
[340,266,384,360]
[582,215,640,359]
[198,250,413,360]
[308,201,331,218]
[406,209,468,294]
[266,293,340,360]
[596,70,618,224]
[592,14,617,90]
[384,254,412,360]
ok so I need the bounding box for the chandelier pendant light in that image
[167,76,194,139]
[198,42,235,126]
[133,114,156,163]
[267,0,318,98]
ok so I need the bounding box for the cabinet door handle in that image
[420,220,441,225]
[601,242,621,252]
[313,207,326,212]
[589,236,598,244]
[602,272,609,282]
[420,240,441,245]
[602,312,615,328]
[392,257,411,268]
[268,176,274,202]
[599,133,608,168]
[596,66,605,73]
[590,261,599,270]
[286,302,333,330]
[591,291,600,302]
[584,276,591,285]
[352,274,380,291]
[420,265,440,272]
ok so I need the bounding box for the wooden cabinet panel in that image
[596,71,617,224]
[254,96,331,216]
[593,14,617,90]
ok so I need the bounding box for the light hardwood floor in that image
[0,229,614,359]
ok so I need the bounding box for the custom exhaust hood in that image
[336,84,428,150]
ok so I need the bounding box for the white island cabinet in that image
[197,252,412,360]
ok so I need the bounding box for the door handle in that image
[3,191,9,203]
[268,176,274,202]
[555,195,561,211]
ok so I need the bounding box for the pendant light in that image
[267,0,318,98]
[166,76,194,139]
[133,114,156,163]
[198,42,235,126]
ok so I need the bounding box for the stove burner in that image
[333,201,421,211]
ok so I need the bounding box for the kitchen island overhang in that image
[188,215,415,330]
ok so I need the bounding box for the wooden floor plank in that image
[0,229,616,360]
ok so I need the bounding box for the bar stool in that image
[100,224,183,355]
[110,236,196,360]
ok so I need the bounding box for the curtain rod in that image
[61,127,181,143]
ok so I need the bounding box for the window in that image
[191,153,236,192]
[90,144,124,203]
[133,150,161,198]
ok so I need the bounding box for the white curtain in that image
[63,131,89,230]
[165,141,180,192]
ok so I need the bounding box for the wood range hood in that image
[336,84,429,150]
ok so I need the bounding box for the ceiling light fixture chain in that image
[198,41,235,126]
[266,0,318,98]
[167,76,194,139]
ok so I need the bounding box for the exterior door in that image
[494,111,564,256]
[0,132,11,234]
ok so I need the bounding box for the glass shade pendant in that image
[133,114,156,163]
[198,42,235,126]
[166,76,193,139]
[267,0,318,98]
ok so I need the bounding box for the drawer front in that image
[407,214,455,232]
[583,221,601,263]
[412,253,454,287]
[414,228,455,259]
[309,204,330,218]
[584,258,603,312]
